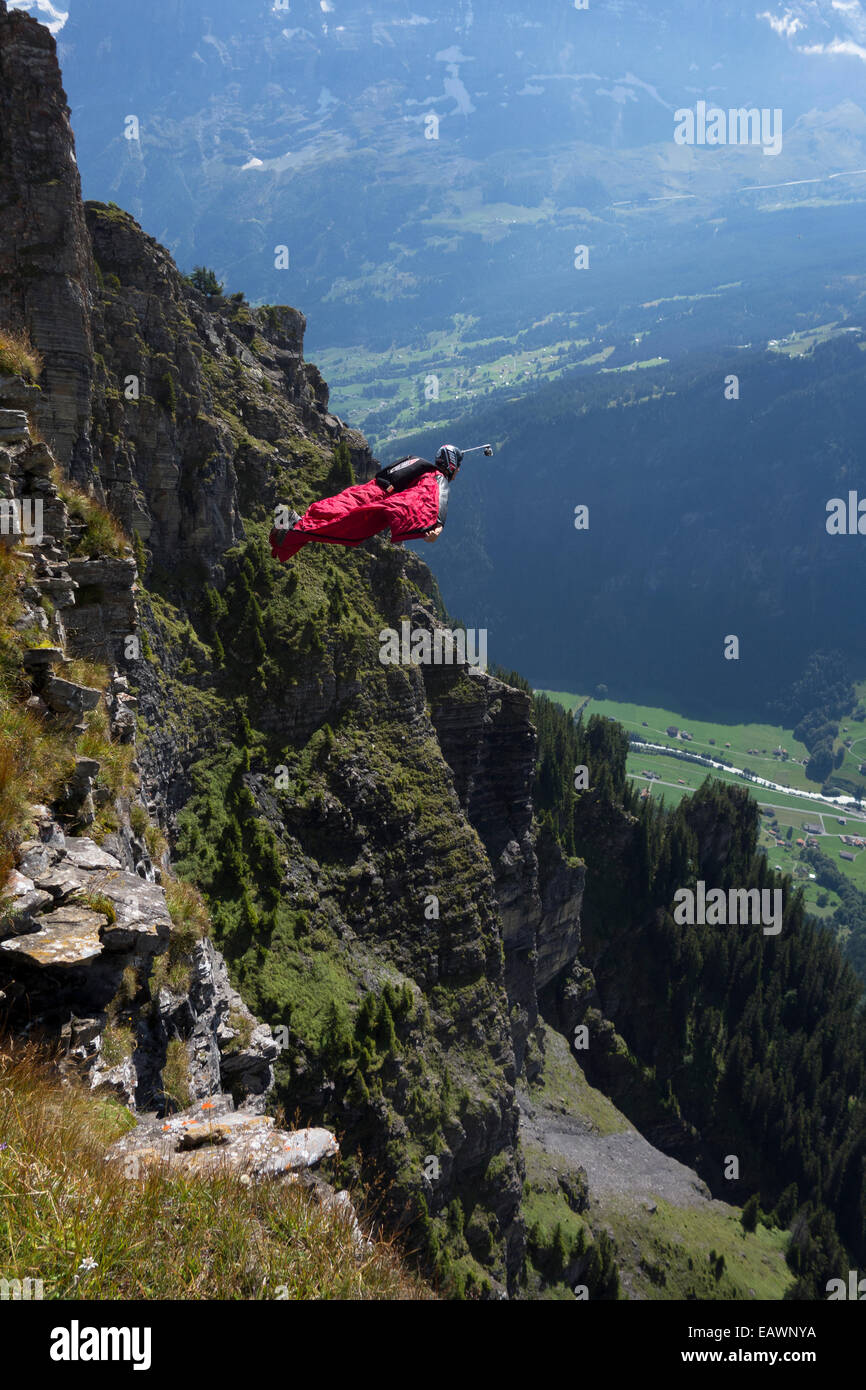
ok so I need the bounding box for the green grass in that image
[0,549,78,881]
[541,691,815,788]
[601,356,669,372]
[0,324,42,383]
[150,880,211,995]
[602,1195,792,1301]
[767,321,852,357]
[627,750,839,815]
[311,309,613,449]
[0,1039,431,1300]
[522,1024,794,1301]
[53,469,129,558]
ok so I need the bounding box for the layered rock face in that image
[0,405,278,1117]
[0,5,586,1295]
[423,637,584,1075]
[84,201,373,578]
[0,0,95,470]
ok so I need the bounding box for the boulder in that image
[63,838,121,870]
[0,869,54,938]
[74,867,171,951]
[105,1096,340,1183]
[43,674,102,716]
[31,866,84,902]
[0,904,108,966]
[18,442,55,478]
[22,645,64,669]
[15,841,60,879]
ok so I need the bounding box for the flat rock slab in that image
[1,905,108,965]
[176,1115,272,1150]
[0,410,28,440]
[63,839,122,870]
[31,867,84,901]
[3,868,37,899]
[74,868,172,949]
[1,870,55,936]
[107,1106,339,1182]
[22,646,64,667]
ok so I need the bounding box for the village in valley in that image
[540,689,866,922]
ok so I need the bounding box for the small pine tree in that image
[327,441,354,490]
[551,1222,568,1277]
[446,1198,464,1237]
[189,265,224,297]
[132,531,149,580]
[741,1193,760,1235]
[376,996,397,1053]
[773,1183,799,1229]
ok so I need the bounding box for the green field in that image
[539,690,866,908]
[314,310,600,449]
[768,321,863,358]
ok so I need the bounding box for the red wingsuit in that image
[269,455,449,563]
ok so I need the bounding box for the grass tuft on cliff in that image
[52,467,128,558]
[0,548,75,879]
[0,1038,433,1300]
[0,325,42,383]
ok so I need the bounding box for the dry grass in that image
[151,880,211,995]
[0,1038,433,1300]
[0,703,74,884]
[0,556,134,874]
[164,879,210,940]
[0,325,42,383]
[63,658,111,692]
[52,468,128,558]
[76,702,136,804]
[161,1037,191,1111]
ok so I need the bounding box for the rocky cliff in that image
[0,402,278,1114]
[0,0,586,1297]
[0,1,94,471]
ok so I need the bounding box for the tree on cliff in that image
[187,265,224,298]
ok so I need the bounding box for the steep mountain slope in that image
[0,0,587,1296]
[2,1,865,1302]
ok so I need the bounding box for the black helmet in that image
[435,444,463,479]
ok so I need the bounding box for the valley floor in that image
[520,1027,793,1301]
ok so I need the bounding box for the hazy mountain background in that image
[22,0,866,348]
